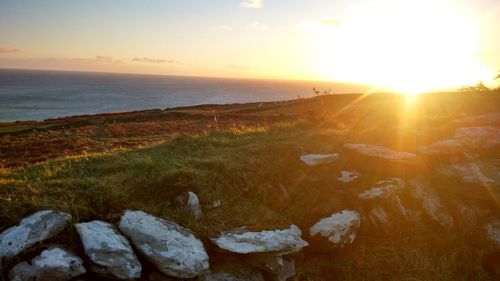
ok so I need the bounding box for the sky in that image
[1,0,499,92]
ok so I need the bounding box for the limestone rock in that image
[369,206,390,227]
[309,210,361,247]
[300,153,339,166]
[9,247,85,281]
[118,210,209,278]
[211,225,308,255]
[176,191,203,220]
[338,170,360,183]
[245,254,295,281]
[0,210,72,258]
[75,220,142,279]
[343,143,425,173]
[418,139,465,159]
[358,178,405,199]
[484,220,500,247]
[409,178,454,228]
[453,126,500,151]
[439,161,499,188]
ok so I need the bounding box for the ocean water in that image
[0,69,372,121]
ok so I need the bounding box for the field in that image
[1,91,499,280]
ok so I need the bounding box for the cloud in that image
[246,21,269,30]
[213,25,233,31]
[132,57,177,64]
[296,18,341,30]
[241,0,262,9]
[0,47,21,54]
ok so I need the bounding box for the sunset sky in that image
[1,0,499,92]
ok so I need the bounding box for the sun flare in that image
[309,1,490,95]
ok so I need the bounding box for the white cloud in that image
[246,21,269,30]
[241,0,262,9]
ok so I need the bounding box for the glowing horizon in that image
[1,0,499,94]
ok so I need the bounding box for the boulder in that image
[300,153,339,166]
[484,220,500,247]
[309,210,361,247]
[75,220,142,279]
[338,170,360,183]
[9,247,86,281]
[358,178,405,199]
[0,210,72,258]
[343,143,425,174]
[118,210,209,279]
[455,113,500,126]
[417,139,466,160]
[453,126,500,151]
[175,191,203,220]
[408,178,454,228]
[211,225,308,255]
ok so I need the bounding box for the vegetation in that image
[1,92,499,280]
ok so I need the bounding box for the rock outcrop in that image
[408,178,454,228]
[75,220,142,279]
[453,126,500,151]
[309,210,361,247]
[455,113,500,126]
[358,178,405,199]
[484,220,500,247]
[338,170,360,183]
[0,210,72,259]
[118,210,209,278]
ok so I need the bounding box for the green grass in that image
[1,92,499,280]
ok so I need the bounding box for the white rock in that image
[245,254,295,281]
[300,153,339,166]
[343,143,424,171]
[9,247,85,281]
[309,210,361,247]
[75,220,142,279]
[409,178,454,228]
[418,139,464,157]
[369,206,390,227]
[0,210,72,258]
[453,126,500,150]
[358,178,405,199]
[484,220,500,247]
[338,170,360,183]
[118,210,209,278]
[439,161,499,188]
[211,225,308,255]
[188,191,203,220]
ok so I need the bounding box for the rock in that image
[118,210,209,278]
[75,220,142,279]
[0,210,72,258]
[343,143,425,174]
[484,220,500,247]
[309,210,361,247]
[9,247,86,281]
[418,139,466,159]
[455,113,500,126]
[409,178,454,228]
[358,178,405,199]
[369,206,390,227]
[300,153,339,166]
[187,192,203,220]
[245,254,295,281]
[338,170,360,183]
[439,161,499,188]
[211,225,308,255]
[453,126,500,151]
[453,201,477,229]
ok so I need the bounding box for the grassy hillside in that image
[1,91,499,280]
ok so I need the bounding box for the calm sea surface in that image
[0,69,372,121]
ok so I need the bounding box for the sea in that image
[0,69,373,122]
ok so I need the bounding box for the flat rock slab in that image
[453,126,500,151]
[338,170,360,183]
[0,210,72,258]
[118,210,209,279]
[300,154,339,166]
[75,220,142,279]
[343,144,425,174]
[309,210,361,247]
[211,225,308,255]
[9,247,85,281]
[409,178,454,228]
[439,161,499,188]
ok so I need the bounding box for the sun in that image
[309,1,489,95]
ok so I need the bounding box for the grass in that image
[1,92,499,280]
